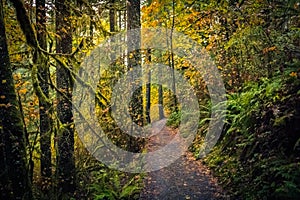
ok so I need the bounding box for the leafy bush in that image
[166,111,181,128]
[196,76,300,199]
[87,164,143,200]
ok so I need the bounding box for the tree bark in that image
[110,0,116,61]
[127,0,144,152]
[146,49,151,124]
[0,0,32,198]
[169,0,178,113]
[109,0,115,33]
[36,0,52,190]
[55,0,75,196]
[158,84,164,120]
[9,0,37,48]
[158,53,164,120]
[127,0,143,126]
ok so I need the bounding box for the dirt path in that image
[139,120,227,200]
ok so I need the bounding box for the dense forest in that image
[0,0,299,199]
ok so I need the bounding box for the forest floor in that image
[139,120,228,200]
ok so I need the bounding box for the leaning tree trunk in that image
[0,0,32,198]
[55,0,75,196]
[36,0,52,190]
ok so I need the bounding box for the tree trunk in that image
[127,0,144,152]
[55,0,75,196]
[168,0,178,113]
[146,49,151,124]
[109,0,115,33]
[36,0,52,190]
[158,85,164,120]
[158,53,164,120]
[110,0,116,61]
[127,0,142,126]
[0,0,32,198]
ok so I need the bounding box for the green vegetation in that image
[166,111,181,128]
[0,0,299,199]
[185,74,297,198]
[201,76,300,199]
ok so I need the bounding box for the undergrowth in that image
[193,75,300,199]
[166,110,181,128]
[75,153,144,200]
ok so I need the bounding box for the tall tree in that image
[55,0,75,195]
[127,0,141,60]
[168,0,178,113]
[36,0,52,189]
[158,73,164,120]
[127,0,144,151]
[145,49,151,123]
[0,0,32,198]
[110,0,116,61]
[109,0,115,33]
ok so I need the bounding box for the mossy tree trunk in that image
[55,0,75,196]
[146,49,151,124]
[0,0,32,198]
[127,0,144,152]
[110,0,116,61]
[36,0,52,190]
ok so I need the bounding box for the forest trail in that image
[139,119,227,200]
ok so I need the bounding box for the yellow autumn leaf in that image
[18,88,27,95]
[290,71,297,78]
[15,54,22,61]
[263,46,277,54]
[268,46,277,51]
[13,73,21,80]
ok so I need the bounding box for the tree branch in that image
[9,0,37,48]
